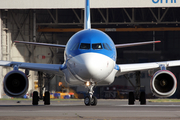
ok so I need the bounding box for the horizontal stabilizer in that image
[14,41,66,49]
[115,41,161,48]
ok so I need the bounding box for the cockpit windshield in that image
[92,43,102,50]
[79,43,111,50]
[103,43,112,50]
[80,43,90,49]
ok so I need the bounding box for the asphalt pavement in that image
[0,99,180,120]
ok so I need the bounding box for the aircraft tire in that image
[44,91,50,105]
[84,96,91,106]
[32,91,39,105]
[140,92,146,105]
[128,92,135,105]
[91,96,97,106]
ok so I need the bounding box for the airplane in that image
[0,0,179,106]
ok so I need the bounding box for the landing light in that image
[86,81,90,86]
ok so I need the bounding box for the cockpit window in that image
[103,43,112,50]
[92,43,102,50]
[70,43,79,51]
[80,43,90,49]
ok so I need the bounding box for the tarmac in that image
[0,99,180,120]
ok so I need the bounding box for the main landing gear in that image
[128,91,146,105]
[125,71,146,105]
[84,81,97,106]
[32,91,50,105]
[32,71,52,105]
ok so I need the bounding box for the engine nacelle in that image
[3,70,29,97]
[150,70,177,97]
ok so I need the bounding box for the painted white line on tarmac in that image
[0,110,180,113]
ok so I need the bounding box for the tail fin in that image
[84,0,91,29]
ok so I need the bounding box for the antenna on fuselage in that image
[84,0,91,29]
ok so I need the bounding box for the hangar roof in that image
[0,0,179,9]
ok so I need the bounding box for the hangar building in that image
[0,0,180,98]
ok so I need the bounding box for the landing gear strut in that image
[32,71,52,105]
[125,71,146,105]
[84,80,97,106]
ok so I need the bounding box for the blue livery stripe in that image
[60,63,67,70]
[65,29,116,61]
[114,64,120,71]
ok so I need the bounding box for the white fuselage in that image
[62,29,117,86]
[63,53,116,86]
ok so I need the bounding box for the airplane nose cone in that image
[74,53,114,81]
[84,56,103,77]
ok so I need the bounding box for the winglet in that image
[84,0,91,29]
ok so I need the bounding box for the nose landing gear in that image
[84,80,97,106]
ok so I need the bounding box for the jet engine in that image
[150,70,177,97]
[3,70,29,97]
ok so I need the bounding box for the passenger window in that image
[80,43,90,49]
[92,43,102,49]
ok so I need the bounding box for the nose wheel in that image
[84,96,91,106]
[84,95,97,106]
[91,96,97,106]
[84,80,97,106]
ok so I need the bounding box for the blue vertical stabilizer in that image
[84,0,91,29]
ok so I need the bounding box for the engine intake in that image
[3,70,29,97]
[151,70,177,97]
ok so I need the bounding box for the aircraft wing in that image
[0,61,64,76]
[14,41,66,49]
[116,60,180,76]
[115,41,161,48]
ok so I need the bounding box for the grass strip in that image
[148,99,180,103]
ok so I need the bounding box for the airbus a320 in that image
[1,0,179,106]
